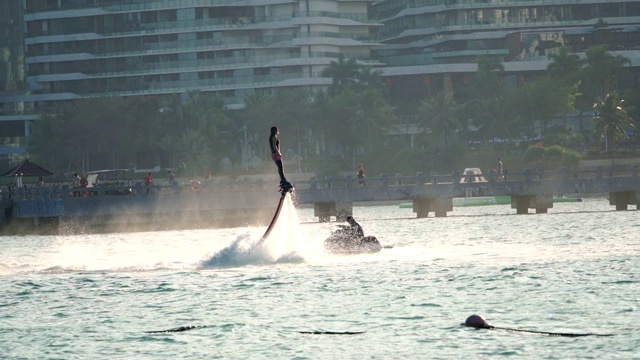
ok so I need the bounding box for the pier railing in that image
[1,165,638,202]
[1,165,638,230]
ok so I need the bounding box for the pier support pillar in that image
[609,191,639,211]
[512,195,531,214]
[335,202,353,222]
[534,195,553,214]
[413,198,453,218]
[314,202,334,223]
[511,195,552,214]
[313,202,353,222]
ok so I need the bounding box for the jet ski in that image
[324,226,382,255]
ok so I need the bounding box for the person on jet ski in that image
[340,216,364,238]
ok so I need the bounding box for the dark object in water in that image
[146,325,207,333]
[463,314,613,337]
[299,331,365,335]
[324,227,382,255]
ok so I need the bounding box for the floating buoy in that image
[465,314,491,328]
[463,314,613,337]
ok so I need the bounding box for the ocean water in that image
[1,196,639,359]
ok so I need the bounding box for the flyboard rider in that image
[269,126,293,192]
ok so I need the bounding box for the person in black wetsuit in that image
[269,126,291,189]
[344,216,364,238]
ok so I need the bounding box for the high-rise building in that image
[21,0,378,106]
[0,0,31,160]
[0,0,380,156]
[3,0,640,159]
[373,0,640,101]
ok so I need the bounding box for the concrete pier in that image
[1,165,638,234]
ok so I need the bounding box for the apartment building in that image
[2,0,640,158]
[0,1,31,158]
[373,0,640,101]
[0,0,379,156]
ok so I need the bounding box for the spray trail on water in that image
[200,195,305,268]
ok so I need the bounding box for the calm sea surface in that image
[1,197,639,359]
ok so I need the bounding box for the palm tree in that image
[547,47,583,84]
[593,92,635,165]
[27,114,67,174]
[308,89,332,153]
[467,95,521,153]
[243,90,278,157]
[418,92,462,151]
[513,77,575,133]
[174,128,214,177]
[320,54,360,96]
[348,88,393,153]
[462,56,505,102]
[357,66,384,91]
[275,88,314,168]
[582,46,630,100]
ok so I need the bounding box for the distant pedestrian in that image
[144,172,153,194]
[166,170,176,185]
[356,163,366,186]
[497,158,504,181]
[71,173,81,197]
[79,174,89,196]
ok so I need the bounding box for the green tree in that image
[182,92,235,165]
[320,54,360,96]
[275,88,314,170]
[26,114,68,174]
[468,56,505,101]
[357,66,384,92]
[459,89,524,155]
[174,128,214,178]
[512,77,575,134]
[243,90,279,159]
[308,89,332,155]
[545,145,565,169]
[592,92,635,164]
[582,46,630,99]
[418,92,461,151]
[547,46,583,85]
[347,88,393,163]
[523,145,546,169]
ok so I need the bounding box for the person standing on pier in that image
[166,170,176,185]
[71,173,81,197]
[144,172,153,194]
[357,163,366,186]
[497,158,504,181]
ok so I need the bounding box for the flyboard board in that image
[254,181,294,247]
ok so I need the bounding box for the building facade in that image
[0,1,31,161]
[0,0,379,156]
[373,0,640,103]
[2,0,640,159]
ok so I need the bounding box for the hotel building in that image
[373,0,640,102]
[0,0,379,156]
[2,0,640,157]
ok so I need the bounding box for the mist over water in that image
[1,198,639,358]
